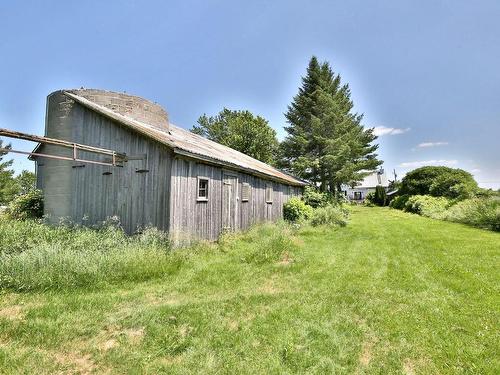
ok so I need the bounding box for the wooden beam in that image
[0,127,127,167]
[0,128,126,161]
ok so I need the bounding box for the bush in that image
[283,197,313,222]
[404,195,450,219]
[365,192,375,205]
[7,189,43,220]
[303,186,328,208]
[389,194,410,210]
[310,204,349,227]
[373,185,387,206]
[400,166,478,199]
[443,197,500,231]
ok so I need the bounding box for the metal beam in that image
[0,127,127,167]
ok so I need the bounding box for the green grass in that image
[0,207,499,374]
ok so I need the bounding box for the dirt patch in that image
[227,320,239,332]
[54,351,95,375]
[278,252,294,266]
[258,278,281,295]
[179,324,193,338]
[359,339,374,367]
[101,338,118,351]
[122,328,145,345]
[0,305,23,320]
[403,358,415,375]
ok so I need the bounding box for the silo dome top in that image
[63,89,169,131]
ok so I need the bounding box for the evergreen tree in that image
[192,108,279,165]
[0,139,18,205]
[279,56,382,193]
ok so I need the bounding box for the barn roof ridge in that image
[63,90,306,186]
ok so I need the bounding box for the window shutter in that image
[266,184,273,203]
[241,182,250,202]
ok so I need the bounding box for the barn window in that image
[197,177,209,201]
[241,182,250,202]
[266,184,273,203]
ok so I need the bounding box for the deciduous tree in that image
[192,108,279,165]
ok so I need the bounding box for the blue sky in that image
[1,0,499,188]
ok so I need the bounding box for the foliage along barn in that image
[32,89,305,243]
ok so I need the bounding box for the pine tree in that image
[279,56,382,193]
[0,139,18,205]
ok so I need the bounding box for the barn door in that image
[222,173,238,232]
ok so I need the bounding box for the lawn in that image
[0,207,499,374]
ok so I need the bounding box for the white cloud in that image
[399,159,458,168]
[470,168,481,173]
[417,141,449,148]
[372,126,410,136]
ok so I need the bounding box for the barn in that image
[33,89,305,243]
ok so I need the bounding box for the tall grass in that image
[0,217,175,291]
[0,217,301,292]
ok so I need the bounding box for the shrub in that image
[373,185,387,206]
[364,192,375,206]
[404,195,450,219]
[283,197,313,222]
[303,186,328,208]
[310,204,349,227]
[389,194,410,210]
[7,189,44,220]
[400,166,478,199]
[443,197,500,231]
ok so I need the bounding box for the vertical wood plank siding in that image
[38,92,172,234]
[38,91,302,241]
[169,156,302,244]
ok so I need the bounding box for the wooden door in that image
[222,173,238,231]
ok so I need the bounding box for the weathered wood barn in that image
[33,89,305,242]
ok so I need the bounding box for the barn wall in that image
[169,156,302,244]
[38,92,172,233]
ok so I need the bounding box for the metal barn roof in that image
[63,90,305,186]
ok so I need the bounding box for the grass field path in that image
[0,207,499,374]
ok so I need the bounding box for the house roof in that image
[354,171,389,188]
[63,90,305,186]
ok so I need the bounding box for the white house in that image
[342,169,389,201]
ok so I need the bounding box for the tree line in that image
[192,56,382,194]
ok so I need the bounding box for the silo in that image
[36,89,171,228]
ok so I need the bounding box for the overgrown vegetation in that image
[403,195,450,219]
[283,187,349,226]
[400,166,478,199]
[0,214,308,292]
[309,204,349,227]
[6,189,44,220]
[283,197,313,222]
[390,165,499,231]
[0,207,498,374]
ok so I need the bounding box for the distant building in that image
[342,169,389,201]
